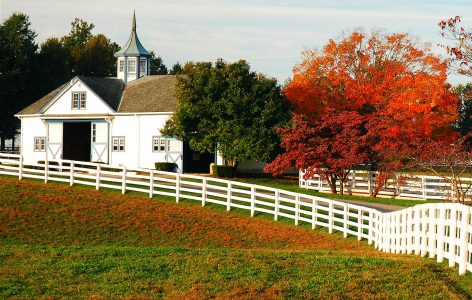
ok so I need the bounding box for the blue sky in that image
[1,0,472,84]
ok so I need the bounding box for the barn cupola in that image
[115,11,151,83]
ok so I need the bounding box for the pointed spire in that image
[114,11,150,57]
[132,10,136,31]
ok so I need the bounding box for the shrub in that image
[212,165,236,178]
[155,162,178,172]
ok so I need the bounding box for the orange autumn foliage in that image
[284,31,459,140]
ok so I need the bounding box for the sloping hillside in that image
[1,176,471,299]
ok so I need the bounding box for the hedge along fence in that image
[1,153,472,275]
[300,170,472,201]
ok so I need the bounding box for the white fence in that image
[1,153,472,275]
[300,170,472,201]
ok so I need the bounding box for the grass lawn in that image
[231,175,442,207]
[1,175,471,299]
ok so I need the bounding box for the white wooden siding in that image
[42,80,114,115]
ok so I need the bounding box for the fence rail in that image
[300,170,472,201]
[1,154,472,275]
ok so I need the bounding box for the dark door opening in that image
[62,122,91,162]
[183,141,215,173]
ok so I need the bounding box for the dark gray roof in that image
[17,75,179,115]
[78,77,125,111]
[114,12,150,57]
[119,75,178,112]
[17,84,67,115]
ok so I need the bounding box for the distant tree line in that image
[0,13,182,150]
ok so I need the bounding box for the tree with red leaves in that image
[265,110,371,195]
[416,135,472,203]
[438,16,472,76]
[267,30,460,195]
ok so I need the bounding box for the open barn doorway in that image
[62,122,91,162]
[182,141,215,173]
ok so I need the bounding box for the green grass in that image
[1,175,472,299]
[230,176,443,207]
[2,246,471,299]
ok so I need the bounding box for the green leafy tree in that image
[61,18,94,53]
[0,13,38,150]
[35,37,72,95]
[150,51,167,75]
[169,62,183,75]
[162,59,291,167]
[455,83,472,148]
[61,19,118,76]
[76,34,119,76]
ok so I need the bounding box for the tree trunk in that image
[328,174,338,194]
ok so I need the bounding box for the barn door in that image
[47,122,62,160]
[166,138,183,173]
[91,122,108,163]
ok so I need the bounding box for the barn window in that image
[119,59,124,72]
[92,124,97,142]
[153,137,182,153]
[34,137,45,152]
[112,136,125,152]
[152,136,167,152]
[72,92,86,110]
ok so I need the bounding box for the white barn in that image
[16,14,215,173]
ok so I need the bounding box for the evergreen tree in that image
[0,13,38,150]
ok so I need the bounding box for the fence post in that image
[396,212,401,254]
[227,182,232,212]
[414,207,421,255]
[459,205,470,275]
[343,204,348,238]
[357,208,362,241]
[250,185,255,217]
[328,202,333,234]
[367,171,372,195]
[437,206,446,263]
[18,156,23,180]
[295,194,300,226]
[401,210,407,254]
[274,190,280,221]
[70,161,74,187]
[368,209,373,245]
[44,160,49,183]
[428,206,437,258]
[406,207,413,254]
[379,214,385,251]
[149,170,154,198]
[420,208,429,257]
[121,166,127,194]
[202,178,207,206]
[352,171,356,192]
[176,173,181,203]
[96,164,101,190]
[312,199,317,230]
[386,214,391,253]
[449,206,458,268]
[422,177,427,200]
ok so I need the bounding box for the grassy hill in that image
[1,176,472,299]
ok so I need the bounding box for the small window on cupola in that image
[128,59,136,73]
[140,59,147,73]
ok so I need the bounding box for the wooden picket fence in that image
[1,153,472,275]
[299,170,472,201]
